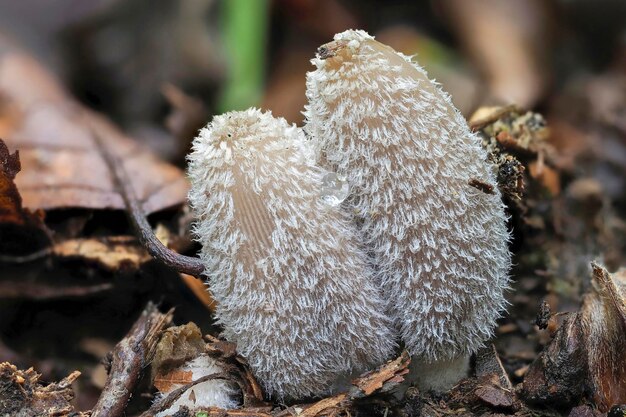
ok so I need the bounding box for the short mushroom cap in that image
[187,108,396,399]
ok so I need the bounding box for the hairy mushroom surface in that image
[187,108,396,399]
[305,30,511,388]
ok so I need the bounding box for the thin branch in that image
[91,302,173,417]
[0,247,52,263]
[89,121,205,277]
[139,372,236,417]
[143,351,411,417]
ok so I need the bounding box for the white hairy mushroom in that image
[187,108,396,399]
[304,30,511,385]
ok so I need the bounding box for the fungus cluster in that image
[186,30,511,401]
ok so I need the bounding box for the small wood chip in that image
[468,178,495,194]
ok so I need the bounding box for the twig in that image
[144,351,411,417]
[277,352,410,417]
[91,302,173,417]
[89,120,206,277]
[205,334,267,407]
[139,372,236,417]
[0,247,52,263]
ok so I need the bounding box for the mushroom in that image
[187,108,396,399]
[304,30,511,389]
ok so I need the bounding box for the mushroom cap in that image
[305,30,511,361]
[187,108,396,399]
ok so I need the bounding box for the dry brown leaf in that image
[0,39,188,214]
[351,350,411,396]
[521,263,626,412]
[154,369,194,392]
[583,264,626,411]
[474,344,512,389]
[181,272,216,311]
[443,372,520,414]
[204,334,266,407]
[475,383,515,408]
[147,349,412,417]
[52,236,152,270]
[0,137,49,254]
[152,322,206,382]
[440,0,550,108]
[529,161,560,195]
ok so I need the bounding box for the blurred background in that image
[0,0,624,162]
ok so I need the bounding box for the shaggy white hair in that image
[304,30,511,366]
[187,108,396,399]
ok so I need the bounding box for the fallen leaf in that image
[0,138,49,255]
[52,236,152,271]
[475,384,515,408]
[440,0,550,108]
[474,344,512,389]
[180,272,216,311]
[445,372,520,414]
[351,350,411,397]
[152,322,206,382]
[204,334,265,407]
[154,369,194,392]
[152,354,240,416]
[521,263,626,412]
[529,161,560,195]
[584,263,626,411]
[0,39,188,214]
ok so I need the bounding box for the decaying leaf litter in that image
[1,1,626,416]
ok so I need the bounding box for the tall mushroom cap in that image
[304,30,511,362]
[187,108,396,399]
